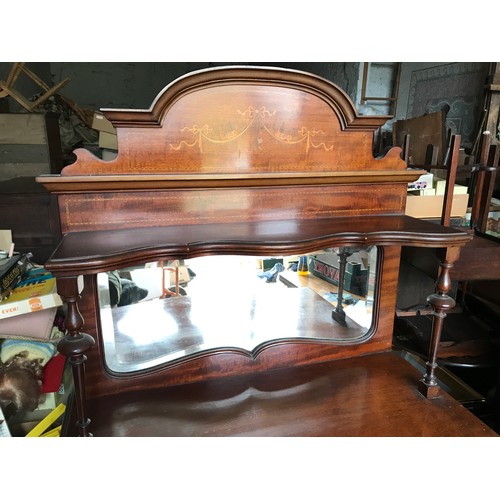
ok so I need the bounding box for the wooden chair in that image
[469,133,500,234]
[0,62,70,111]
[401,132,463,227]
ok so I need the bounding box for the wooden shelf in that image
[62,351,495,437]
[38,66,484,437]
[46,215,471,276]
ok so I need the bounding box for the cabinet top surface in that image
[45,215,471,275]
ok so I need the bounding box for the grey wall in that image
[395,62,448,120]
[3,61,490,151]
[395,62,490,149]
[2,61,361,113]
[47,62,361,110]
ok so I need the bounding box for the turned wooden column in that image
[418,247,460,398]
[331,247,352,326]
[56,275,95,436]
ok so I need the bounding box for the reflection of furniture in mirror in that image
[37,66,495,436]
[98,249,378,374]
[330,247,353,326]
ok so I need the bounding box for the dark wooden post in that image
[56,275,95,436]
[418,247,460,398]
[470,132,492,230]
[440,135,461,227]
[331,247,352,326]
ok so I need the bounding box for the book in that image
[0,276,62,320]
[0,253,33,301]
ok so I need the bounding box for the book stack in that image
[0,268,63,340]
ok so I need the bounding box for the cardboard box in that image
[92,112,116,134]
[98,131,118,150]
[412,188,436,196]
[405,193,469,219]
[433,177,468,195]
[0,276,62,319]
[0,229,12,252]
[92,112,118,151]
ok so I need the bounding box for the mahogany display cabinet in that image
[37,66,496,436]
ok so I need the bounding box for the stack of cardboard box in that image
[405,170,469,219]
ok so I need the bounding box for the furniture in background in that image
[395,125,500,431]
[37,66,494,437]
[0,62,70,113]
[0,112,63,263]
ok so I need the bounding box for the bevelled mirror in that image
[97,246,379,373]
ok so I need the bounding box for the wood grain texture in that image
[55,246,400,400]
[58,67,401,177]
[35,66,481,436]
[55,184,407,233]
[36,169,421,193]
[44,216,471,276]
[402,234,500,281]
[64,351,496,437]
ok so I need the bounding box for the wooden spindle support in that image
[56,276,95,436]
[418,247,460,398]
[331,247,353,326]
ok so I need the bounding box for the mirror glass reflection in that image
[98,247,378,373]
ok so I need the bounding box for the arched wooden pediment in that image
[61,66,404,176]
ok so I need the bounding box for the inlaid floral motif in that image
[169,106,334,154]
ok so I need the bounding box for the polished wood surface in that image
[106,286,367,372]
[57,67,401,177]
[46,216,471,276]
[37,169,423,192]
[402,231,500,281]
[52,184,409,234]
[66,246,401,400]
[64,351,496,437]
[35,66,479,436]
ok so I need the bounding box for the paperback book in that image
[0,275,62,320]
